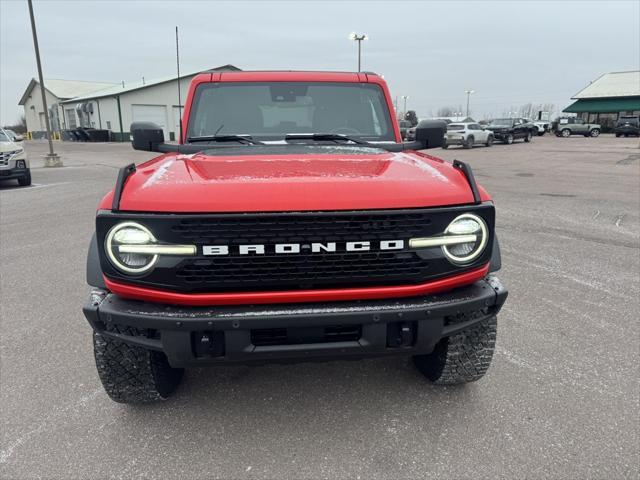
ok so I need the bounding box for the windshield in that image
[447,124,465,131]
[491,118,513,126]
[618,117,639,125]
[187,82,395,142]
[0,130,12,142]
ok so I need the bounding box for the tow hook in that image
[387,321,416,348]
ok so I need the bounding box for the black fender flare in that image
[489,235,502,272]
[87,232,107,289]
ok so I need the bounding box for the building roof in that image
[19,78,118,105]
[572,71,640,99]
[563,96,640,113]
[60,64,240,103]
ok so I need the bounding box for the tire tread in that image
[413,316,497,385]
[93,327,183,403]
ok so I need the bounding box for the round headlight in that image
[442,213,488,264]
[105,222,158,274]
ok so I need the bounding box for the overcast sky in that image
[1,0,639,124]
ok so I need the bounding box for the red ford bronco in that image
[83,71,507,403]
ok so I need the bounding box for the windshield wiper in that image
[187,135,263,145]
[284,133,370,145]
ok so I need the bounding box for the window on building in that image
[106,121,111,130]
[597,113,617,131]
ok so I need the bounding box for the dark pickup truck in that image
[485,118,535,144]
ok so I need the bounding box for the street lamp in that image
[455,111,463,121]
[349,32,368,72]
[401,95,409,118]
[465,89,475,118]
[27,0,61,166]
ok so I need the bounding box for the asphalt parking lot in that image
[1,135,639,479]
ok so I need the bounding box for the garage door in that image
[131,105,168,139]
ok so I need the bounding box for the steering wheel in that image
[330,126,362,135]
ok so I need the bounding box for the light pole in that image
[465,89,475,118]
[455,111,463,121]
[27,0,61,166]
[401,95,409,118]
[349,32,368,72]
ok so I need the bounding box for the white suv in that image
[0,128,30,186]
[442,122,494,149]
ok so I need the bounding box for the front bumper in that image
[0,158,29,180]
[0,168,29,180]
[83,276,508,367]
[488,131,509,140]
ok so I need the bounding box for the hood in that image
[0,141,22,153]
[110,149,484,213]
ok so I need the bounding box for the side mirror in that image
[414,120,447,149]
[131,122,164,152]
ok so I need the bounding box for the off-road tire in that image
[561,128,571,138]
[93,330,184,403]
[441,143,449,149]
[18,170,31,187]
[485,135,493,147]
[463,135,474,149]
[615,133,621,137]
[504,134,514,144]
[537,130,545,136]
[590,128,600,137]
[412,316,497,385]
[524,131,532,142]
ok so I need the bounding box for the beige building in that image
[18,79,117,137]
[19,65,240,141]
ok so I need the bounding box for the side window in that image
[469,124,480,130]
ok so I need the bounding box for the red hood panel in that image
[116,151,481,212]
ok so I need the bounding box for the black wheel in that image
[441,142,449,149]
[485,135,493,147]
[93,327,184,403]
[504,134,514,144]
[524,131,532,142]
[615,133,622,137]
[561,128,571,138]
[590,128,600,137]
[17,170,31,187]
[413,316,497,385]
[463,136,474,149]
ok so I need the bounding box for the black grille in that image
[97,205,495,293]
[175,251,428,290]
[170,213,432,243]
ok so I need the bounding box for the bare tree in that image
[436,105,464,117]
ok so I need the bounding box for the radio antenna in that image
[175,26,183,143]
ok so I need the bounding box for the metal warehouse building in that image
[563,70,640,131]
[19,64,240,141]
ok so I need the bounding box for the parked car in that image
[82,71,507,403]
[4,129,24,142]
[485,118,535,144]
[0,128,30,186]
[614,116,640,137]
[398,120,412,140]
[442,122,494,149]
[552,117,601,137]
[530,120,550,136]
